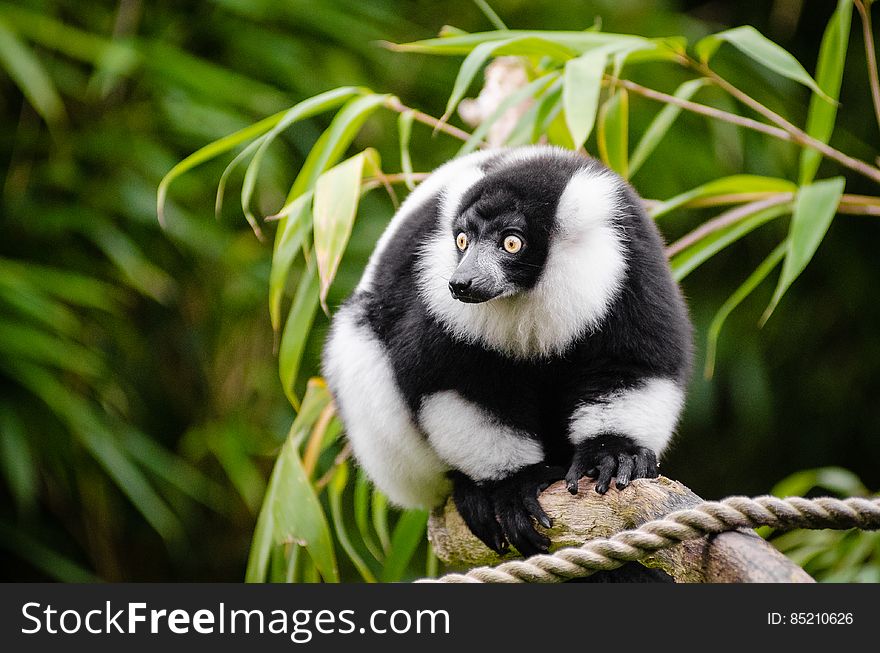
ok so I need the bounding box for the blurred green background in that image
[1,0,878,582]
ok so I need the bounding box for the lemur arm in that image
[563,376,684,494]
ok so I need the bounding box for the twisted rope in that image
[418,495,880,583]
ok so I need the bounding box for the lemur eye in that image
[503,235,523,254]
[456,232,468,251]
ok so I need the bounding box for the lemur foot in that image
[565,434,658,495]
[450,464,563,557]
[450,471,508,554]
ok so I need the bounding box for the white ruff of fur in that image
[567,378,684,454]
[417,164,628,359]
[419,391,544,481]
[322,306,450,508]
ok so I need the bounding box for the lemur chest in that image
[389,329,577,441]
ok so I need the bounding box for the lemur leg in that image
[451,464,563,556]
[565,434,658,494]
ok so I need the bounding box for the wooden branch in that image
[428,476,814,583]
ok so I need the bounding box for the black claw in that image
[616,453,634,488]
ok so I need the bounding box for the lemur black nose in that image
[449,278,472,296]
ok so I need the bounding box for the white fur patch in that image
[417,164,627,359]
[323,306,450,508]
[567,378,684,454]
[358,150,497,291]
[419,391,544,481]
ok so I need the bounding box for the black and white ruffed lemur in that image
[323,146,693,557]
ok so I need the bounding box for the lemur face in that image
[448,189,551,303]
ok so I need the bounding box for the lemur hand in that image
[451,463,563,557]
[565,434,658,495]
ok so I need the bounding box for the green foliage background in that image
[1,0,878,582]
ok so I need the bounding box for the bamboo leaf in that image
[286,94,388,203]
[799,0,853,184]
[458,73,557,155]
[597,88,629,177]
[695,26,831,100]
[246,427,338,582]
[158,109,289,226]
[704,241,787,379]
[630,78,709,176]
[313,149,381,311]
[443,36,576,122]
[7,361,183,542]
[380,509,429,582]
[670,203,791,281]
[398,110,416,190]
[269,191,313,333]
[563,51,607,150]
[271,438,338,582]
[372,489,391,554]
[239,87,363,235]
[354,469,384,562]
[0,407,37,513]
[772,467,869,498]
[289,379,333,449]
[651,175,797,220]
[393,30,649,56]
[328,461,377,582]
[761,177,845,324]
[0,17,65,125]
[278,264,321,408]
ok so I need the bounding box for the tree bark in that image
[428,476,814,583]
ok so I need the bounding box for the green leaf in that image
[328,461,377,582]
[380,509,429,582]
[597,88,629,177]
[442,36,576,121]
[695,26,830,100]
[246,430,338,583]
[157,109,289,226]
[563,51,607,150]
[761,177,845,324]
[289,379,333,448]
[0,17,65,125]
[312,149,381,311]
[630,78,709,177]
[239,87,363,236]
[287,94,388,203]
[7,361,183,542]
[0,522,99,583]
[393,30,648,56]
[651,175,797,220]
[268,191,313,333]
[372,489,392,554]
[704,241,787,379]
[670,203,791,281]
[799,0,853,184]
[771,467,869,498]
[119,427,230,515]
[472,0,508,31]
[278,265,321,408]
[458,73,557,155]
[354,469,384,562]
[0,407,37,513]
[398,110,416,190]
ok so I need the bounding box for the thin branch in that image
[614,77,793,141]
[664,192,880,258]
[315,444,352,491]
[689,60,880,185]
[665,194,794,258]
[384,96,475,143]
[856,0,880,132]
